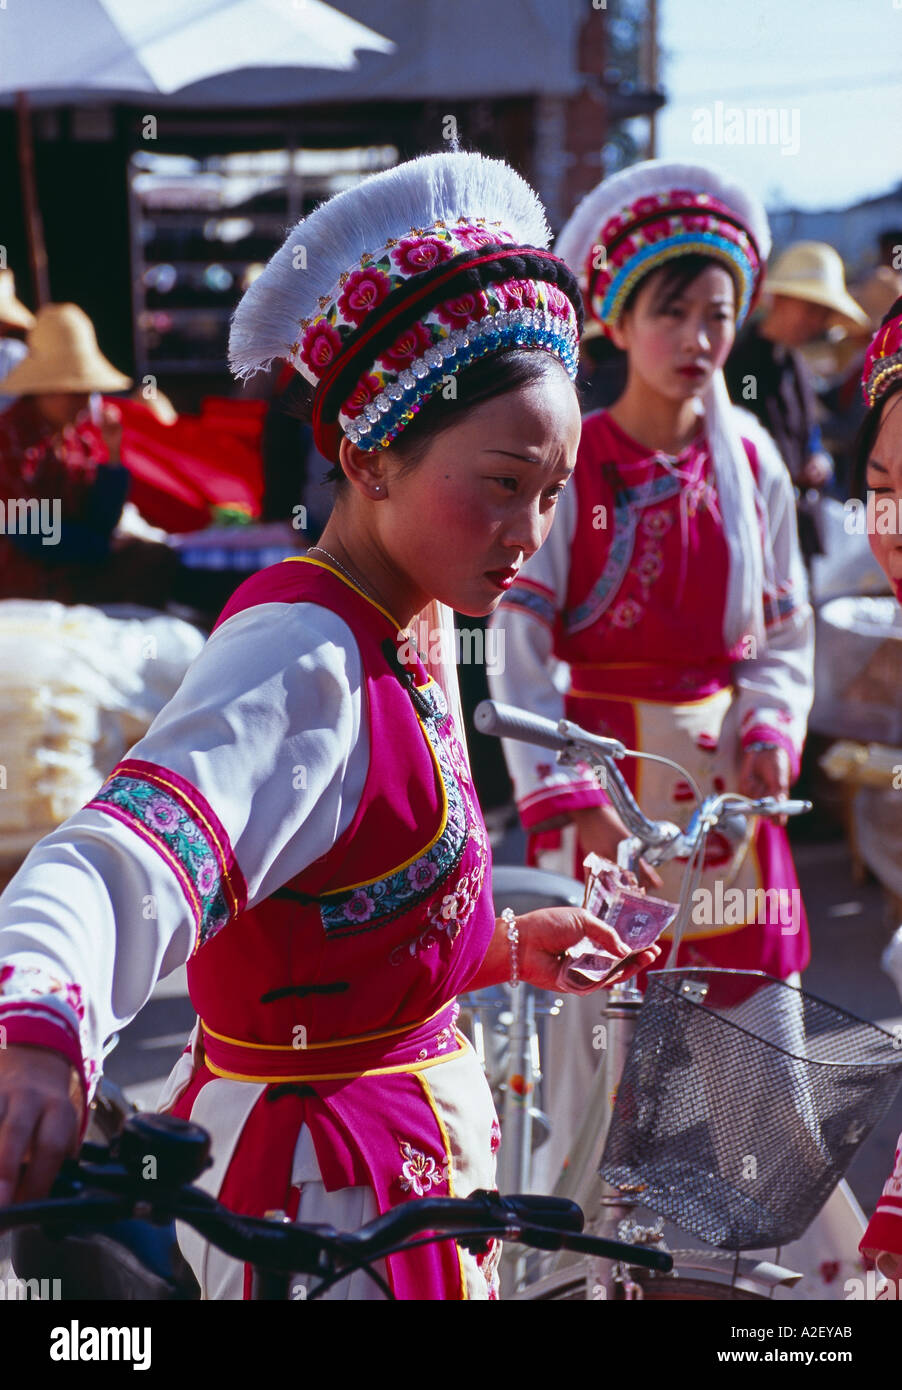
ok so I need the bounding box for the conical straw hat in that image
[764,241,871,331]
[0,303,132,395]
[0,270,36,331]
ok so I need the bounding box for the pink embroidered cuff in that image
[741,725,801,782]
[0,1000,91,1140]
[518,774,609,832]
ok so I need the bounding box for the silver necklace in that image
[307,545,384,608]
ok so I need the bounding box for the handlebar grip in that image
[474,700,625,757]
[474,699,571,752]
[487,1192,584,1234]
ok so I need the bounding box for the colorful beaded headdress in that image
[229,152,583,462]
[861,297,902,407]
[555,160,770,337]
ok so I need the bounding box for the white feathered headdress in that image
[230,151,552,380]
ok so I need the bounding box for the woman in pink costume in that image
[488,164,868,1294]
[856,295,902,1297]
[0,153,659,1301]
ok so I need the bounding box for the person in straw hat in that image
[725,241,871,557]
[0,302,159,603]
[0,151,659,1300]
[0,269,36,409]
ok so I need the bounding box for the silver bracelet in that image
[501,907,520,988]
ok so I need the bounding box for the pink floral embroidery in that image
[379,321,433,372]
[454,223,511,251]
[641,509,673,537]
[407,859,440,891]
[337,267,392,325]
[398,1141,445,1196]
[490,1119,501,1154]
[496,278,539,311]
[611,598,643,629]
[612,235,638,263]
[600,213,627,245]
[436,290,490,328]
[300,320,342,372]
[343,372,384,420]
[636,551,664,585]
[632,195,663,217]
[642,219,672,244]
[346,890,377,922]
[545,284,573,318]
[392,235,455,275]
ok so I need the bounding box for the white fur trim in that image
[229,152,551,379]
[555,159,772,293]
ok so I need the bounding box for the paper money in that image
[556,853,678,992]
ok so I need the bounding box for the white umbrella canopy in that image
[2,0,394,303]
[0,0,395,96]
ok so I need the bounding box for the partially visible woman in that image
[856,295,902,1296]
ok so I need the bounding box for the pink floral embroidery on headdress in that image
[337,267,392,325]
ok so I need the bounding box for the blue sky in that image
[657,0,902,211]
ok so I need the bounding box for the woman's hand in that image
[0,1046,84,1206]
[517,906,662,992]
[569,803,663,891]
[738,745,791,826]
[470,904,662,993]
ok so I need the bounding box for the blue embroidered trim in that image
[565,474,683,635]
[319,682,470,937]
[345,316,579,453]
[764,589,799,627]
[501,585,557,628]
[598,232,756,326]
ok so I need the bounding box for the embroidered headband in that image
[555,160,771,338]
[228,153,583,463]
[300,224,582,460]
[861,298,902,407]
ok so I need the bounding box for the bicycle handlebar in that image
[475,700,811,869]
[0,1116,673,1285]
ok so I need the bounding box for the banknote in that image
[557,853,678,992]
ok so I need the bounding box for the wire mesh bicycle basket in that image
[599,968,902,1250]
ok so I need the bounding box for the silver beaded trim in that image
[340,306,580,448]
[865,349,902,407]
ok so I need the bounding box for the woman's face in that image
[610,263,737,402]
[364,360,582,619]
[864,392,902,601]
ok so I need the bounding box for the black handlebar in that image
[0,1115,674,1285]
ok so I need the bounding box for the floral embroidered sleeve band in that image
[0,601,367,1102]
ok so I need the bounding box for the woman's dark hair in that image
[851,292,902,499]
[279,348,575,487]
[620,252,741,321]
